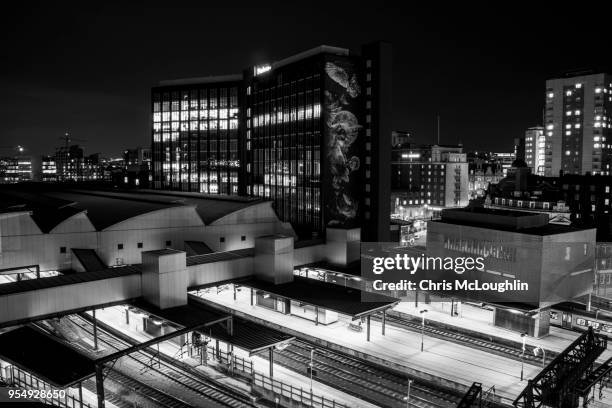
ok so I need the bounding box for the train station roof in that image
[0,326,95,388]
[237,276,399,318]
[0,184,268,232]
[132,298,294,355]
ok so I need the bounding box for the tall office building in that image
[151,76,242,195]
[152,43,391,240]
[544,71,612,176]
[524,126,545,176]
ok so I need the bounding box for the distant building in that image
[485,160,612,240]
[524,126,546,176]
[491,152,515,177]
[41,156,58,182]
[50,145,102,182]
[467,152,504,200]
[0,156,33,183]
[391,144,469,220]
[544,71,612,176]
[391,130,411,147]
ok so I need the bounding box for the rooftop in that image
[132,297,294,355]
[435,207,594,236]
[0,326,95,387]
[0,185,267,232]
[237,276,399,318]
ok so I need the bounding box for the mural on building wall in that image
[324,60,362,227]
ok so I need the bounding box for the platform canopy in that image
[237,276,399,319]
[132,298,294,356]
[0,326,95,388]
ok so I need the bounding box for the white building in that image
[0,188,294,273]
[524,126,545,176]
[544,72,612,176]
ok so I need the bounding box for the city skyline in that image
[2,2,612,157]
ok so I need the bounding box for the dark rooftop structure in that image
[436,207,595,236]
[0,265,141,297]
[132,297,294,355]
[0,326,95,387]
[237,276,399,318]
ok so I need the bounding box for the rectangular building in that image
[151,76,242,195]
[544,72,612,176]
[151,43,392,241]
[524,126,545,176]
[391,144,469,219]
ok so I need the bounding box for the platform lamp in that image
[520,332,527,381]
[533,345,546,369]
[419,309,428,352]
[403,378,413,407]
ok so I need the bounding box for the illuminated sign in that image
[254,64,271,76]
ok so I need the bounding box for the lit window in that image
[566,124,571,129]
[575,83,582,88]
[575,124,581,129]
[548,92,554,98]
[596,87,602,94]
[566,111,572,116]
[566,90,572,96]
[546,124,553,130]
[547,131,553,136]
[565,150,571,156]
[575,110,581,115]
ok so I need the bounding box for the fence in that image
[4,364,93,408]
[196,344,348,408]
[253,372,349,408]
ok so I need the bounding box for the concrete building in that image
[544,71,612,176]
[0,186,294,273]
[427,207,596,337]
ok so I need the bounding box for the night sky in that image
[2,2,610,157]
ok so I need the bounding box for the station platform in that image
[89,305,377,408]
[194,286,555,404]
[393,302,612,362]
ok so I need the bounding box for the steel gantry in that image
[513,327,608,408]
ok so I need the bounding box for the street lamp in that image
[403,379,413,407]
[419,309,428,352]
[520,332,527,381]
[533,345,546,369]
[309,348,315,394]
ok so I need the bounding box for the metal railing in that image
[4,364,93,408]
[197,344,348,408]
[253,372,349,408]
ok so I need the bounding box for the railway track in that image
[272,339,461,408]
[380,314,558,366]
[65,314,257,408]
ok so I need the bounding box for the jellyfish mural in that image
[324,60,362,226]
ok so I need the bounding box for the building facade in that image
[152,43,391,241]
[391,144,469,220]
[524,126,545,176]
[0,156,33,183]
[544,72,612,176]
